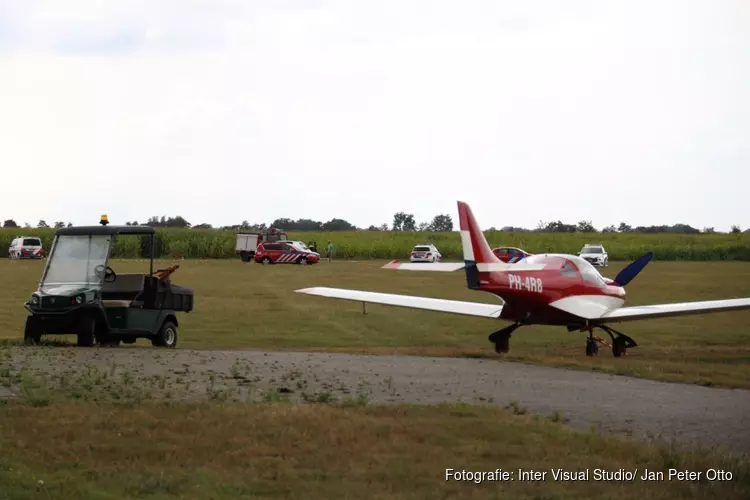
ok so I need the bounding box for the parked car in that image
[578,243,608,267]
[8,236,43,259]
[410,244,441,263]
[492,246,531,263]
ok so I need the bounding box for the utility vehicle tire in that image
[261,257,272,265]
[152,321,178,348]
[23,317,42,345]
[298,256,308,265]
[76,316,97,347]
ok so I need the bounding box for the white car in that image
[410,244,441,263]
[286,240,320,256]
[8,236,43,259]
[578,244,608,267]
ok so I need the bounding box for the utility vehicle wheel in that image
[23,317,42,345]
[298,256,308,265]
[98,334,120,347]
[76,316,97,347]
[261,256,272,265]
[152,321,178,348]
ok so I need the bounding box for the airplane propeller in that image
[613,252,653,287]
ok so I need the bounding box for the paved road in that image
[3,347,749,453]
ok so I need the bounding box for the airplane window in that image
[560,261,578,278]
[570,256,606,285]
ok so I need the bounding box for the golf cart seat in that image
[101,273,146,308]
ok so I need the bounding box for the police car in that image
[254,241,320,265]
[409,244,441,263]
[8,236,44,259]
[578,243,608,267]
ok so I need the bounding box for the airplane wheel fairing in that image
[612,338,627,357]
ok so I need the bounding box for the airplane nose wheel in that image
[585,335,599,356]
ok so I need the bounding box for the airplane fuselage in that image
[476,254,626,326]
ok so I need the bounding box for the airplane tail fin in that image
[457,201,501,289]
[457,201,501,265]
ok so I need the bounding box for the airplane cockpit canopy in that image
[566,255,606,285]
[523,254,606,285]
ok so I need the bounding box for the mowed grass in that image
[0,401,748,499]
[1,258,749,388]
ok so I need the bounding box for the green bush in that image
[1,228,748,260]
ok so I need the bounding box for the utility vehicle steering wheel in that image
[94,265,117,282]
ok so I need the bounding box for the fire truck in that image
[235,228,288,262]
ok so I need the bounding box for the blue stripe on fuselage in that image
[464,259,480,290]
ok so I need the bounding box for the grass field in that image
[1,258,749,388]
[2,227,749,260]
[0,399,748,499]
[2,258,750,498]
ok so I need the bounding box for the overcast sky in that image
[1,1,747,231]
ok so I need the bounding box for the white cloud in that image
[1,0,747,230]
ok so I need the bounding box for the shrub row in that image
[1,228,749,261]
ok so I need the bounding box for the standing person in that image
[327,240,333,262]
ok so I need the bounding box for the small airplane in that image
[296,201,750,357]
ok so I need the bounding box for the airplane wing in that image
[381,260,465,271]
[594,298,750,323]
[295,287,504,318]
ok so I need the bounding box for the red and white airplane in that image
[296,201,750,357]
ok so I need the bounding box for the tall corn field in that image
[1,228,749,260]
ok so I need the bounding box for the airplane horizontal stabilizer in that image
[295,287,504,318]
[381,260,466,271]
[595,297,750,323]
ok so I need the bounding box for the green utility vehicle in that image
[23,216,193,347]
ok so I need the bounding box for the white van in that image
[8,236,44,259]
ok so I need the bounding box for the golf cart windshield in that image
[581,246,602,254]
[41,235,110,288]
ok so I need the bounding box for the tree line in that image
[2,214,747,234]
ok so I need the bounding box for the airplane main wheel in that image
[493,334,511,354]
[612,338,626,357]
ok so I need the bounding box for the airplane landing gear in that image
[600,325,637,357]
[488,322,522,354]
[581,324,638,357]
[585,332,599,357]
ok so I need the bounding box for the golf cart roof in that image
[55,225,156,236]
